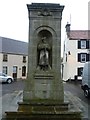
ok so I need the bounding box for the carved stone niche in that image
[37,30,52,71]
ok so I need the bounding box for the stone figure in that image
[38,37,51,70]
[39,48,49,66]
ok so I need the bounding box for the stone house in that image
[62,23,90,81]
[0,36,28,80]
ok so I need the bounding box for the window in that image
[3,66,7,74]
[78,53,90,62]
[81,54,86,62]
[78,40,89,49]
[22,66,26,76]
[89,41,90,49]
[3,54,8,62]
[81,41,86,48]
[23,56,26,63]
[77,67,83,76]
[13,66,17,73]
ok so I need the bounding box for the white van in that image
[81,62,90,98]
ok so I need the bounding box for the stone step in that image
[17,102,69,112]
[5,111,82,120]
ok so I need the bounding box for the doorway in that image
[22,66,26,77]
[13,66,17,80]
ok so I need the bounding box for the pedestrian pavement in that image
[0,90,89,120]
[65,91,89,119]
[0,90,23,120]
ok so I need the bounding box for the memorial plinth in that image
[5,3,82,120]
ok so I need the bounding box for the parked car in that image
[0,72,14,84]
[81,62,90,98]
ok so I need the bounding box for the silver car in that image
[0,72,14,84]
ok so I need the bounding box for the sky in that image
[0,0,89,55]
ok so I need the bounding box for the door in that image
[22,66,26,77]
[13,66,17,80]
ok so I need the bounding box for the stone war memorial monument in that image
[5,3,82,120]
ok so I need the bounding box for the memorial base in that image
[5,101,82,120]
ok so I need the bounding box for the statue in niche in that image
[37,37,51,71]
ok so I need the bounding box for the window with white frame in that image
[78,40,90,49]
[3,66,8,74]
[78,53,90,62]
[81,40,86,49]
[81,54,86,62]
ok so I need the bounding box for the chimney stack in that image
[65,23,71,37]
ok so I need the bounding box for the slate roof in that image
[0,36,28,55]
[69,30,90,40]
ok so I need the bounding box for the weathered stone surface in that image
[5,111,82,120]
[4,3,82,120]
[23,3,64,102]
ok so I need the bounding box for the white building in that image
[62,24,90,81]
[0,36,28,80]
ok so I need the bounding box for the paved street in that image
[64,81,90,105]
[1,80,25,95]
[1,80,90,104]
[0,80,90,119]
[63,81,90,119]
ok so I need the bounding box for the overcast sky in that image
[0,0,89,55]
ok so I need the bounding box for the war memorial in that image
[5,3,82,120]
